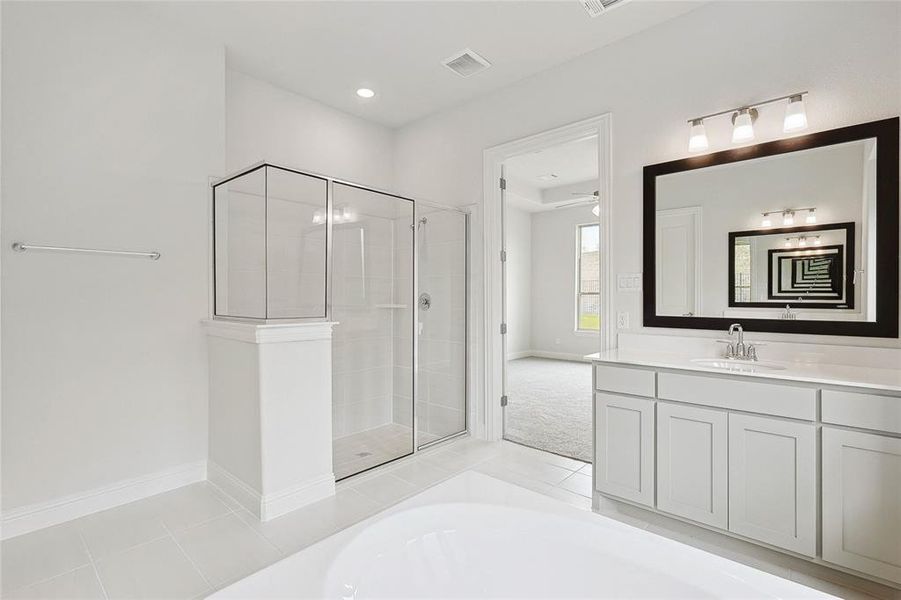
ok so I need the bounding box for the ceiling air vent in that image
[442,49,492,78]
[581,0,627,18]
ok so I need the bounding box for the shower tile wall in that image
[331,217,395,439]
[417,208,467,443]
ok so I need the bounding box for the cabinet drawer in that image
[594,364,655,397]
[822,389,901,435]
[657,372,816,421]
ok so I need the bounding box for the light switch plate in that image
[617,273,642,292]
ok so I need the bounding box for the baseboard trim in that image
[207,461,262,517]
[506,350,533,360]
[529,350,593,362]
[208,462,336,521]
[1,461,207,540]
[261,473,336,521]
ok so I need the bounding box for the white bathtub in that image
[212,471,835,599]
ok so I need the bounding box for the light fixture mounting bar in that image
[687,91,808,124]
[761,206,816,216]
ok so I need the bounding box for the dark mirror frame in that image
[643,117,899,338]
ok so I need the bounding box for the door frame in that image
[480,114,613,442]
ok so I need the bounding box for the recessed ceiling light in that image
[356,88,375,99]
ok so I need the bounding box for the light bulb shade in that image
[814,236,822,245]
[783,211,795,226]
[784,95,808,132]
[799,237,807,247]
[688,119,709,152]
[761,215,772,227]
[731,109,755,143]
[784,238,792,248]
[806,209,816,224]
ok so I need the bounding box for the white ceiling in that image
[142,1,704,127]
[505,136,599,213]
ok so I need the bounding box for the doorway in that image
[482,114,612,457]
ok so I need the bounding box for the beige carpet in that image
[505,357,593,462]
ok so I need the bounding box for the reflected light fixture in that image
[784,238,793,248]
[761,213,773,228]
[814,236,822,245]
[356,88,375,99]
[688,119,709,153]
[731,108,756,143]
[782,210,795,226]
[784,94,808,132]
[799,236,808,248]
[806,208,817,224]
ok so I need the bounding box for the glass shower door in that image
[416,206,468,447]
[331,183,414,480]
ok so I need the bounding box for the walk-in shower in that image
[212,163,468,481]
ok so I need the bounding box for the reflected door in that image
[416,207,468,448]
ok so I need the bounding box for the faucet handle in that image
[716,339,735,358]
[746,345,759,361]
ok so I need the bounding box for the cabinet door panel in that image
[823,427,901,584]
[594,392,654,507]
[657,402,728,529]
[728,414,816,556]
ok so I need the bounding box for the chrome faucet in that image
[724,323,759,361]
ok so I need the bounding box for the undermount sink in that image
[690,358,787,372]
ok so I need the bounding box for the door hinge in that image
[499,177,506,190]
[500,250,507,262]
[500,395,508,407]
[500,323,507,335]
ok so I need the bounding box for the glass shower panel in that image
[331,183,414,480]
[416,207,467,447]
[212,165,328,319]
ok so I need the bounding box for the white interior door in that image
[656,208,701,317]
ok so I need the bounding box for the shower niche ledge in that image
[202,318,338,520]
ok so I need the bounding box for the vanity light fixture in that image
[686,91,808,151]
[806,208,817,224]
[731,108,756,143]
[688,119,709,153]
[784,94,808,132]
[782,210,795,226]
[759,206,816,228]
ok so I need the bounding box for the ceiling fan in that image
[554,190,599,210]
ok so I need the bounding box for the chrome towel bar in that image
[11,242,160,260]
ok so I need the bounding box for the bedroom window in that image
[576,224,600,331]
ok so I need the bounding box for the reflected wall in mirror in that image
[644,117,898,337]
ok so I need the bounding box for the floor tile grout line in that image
[77,529,111,600]
[160,521,215,590]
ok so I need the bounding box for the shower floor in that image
[333,425,445,480]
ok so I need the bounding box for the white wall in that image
[393,0,901,349]
[505,205,532,357]
[530,205,600,358]
[227,70,395,189]
[1,3,225,511]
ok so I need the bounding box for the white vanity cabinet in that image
[728,413,817,557]
[594,391,655,507]
[822,427,901,583]
[656,402,728,528]
[592,357,901,588]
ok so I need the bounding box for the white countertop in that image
[587,349,901,393]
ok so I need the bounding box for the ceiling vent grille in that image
[581,0,627,18]
[442,49,492,78]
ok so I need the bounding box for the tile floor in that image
[2,437,895,599]
[331,422,444,480]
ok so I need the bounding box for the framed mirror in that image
[643,117,898,337]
